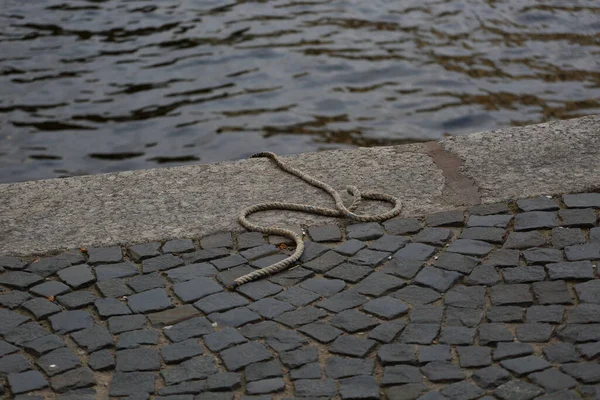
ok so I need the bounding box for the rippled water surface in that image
[1,0,599,183]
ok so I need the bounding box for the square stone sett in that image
[266,330,307,352]
[447,239,495,256]
[184,248,230,264]
[393,285,441,305]
[299,241,330,263]
[236,280,282,300]
[117,329,160,349]
[108,315,147,334]
[394,243,437,260]
[439,326,475,345]
[142,254,185,274]
[128,288,173,313]
[249,298,294,319]
[308,225,342,242]
[0,290,32,309]
[500,355,550,376]
[37,347,81,376]
[472,365,510,389]
[161,356,217,386]
[316,290,366,313]
[71,325,113,352]
[440,381,485,400]
[414,267,462,293]
[274,306,327,328]
[434,252,479,274]
[504,231,546,249]
[0,255,25,270]
[0,353,31,374]
[563,193,600,208]
[559,208,597,227]
[324,262,372,283]
[247,377,285,395]
[291,363,321,381]
[413,228,453,246]
[380,258,424,279]
[294,378,337,397]
[162,239,195,254]
[26,252,84,277]
[445,285,486,309]
[209,307,261,328]
[346,222,385,240]
[206,372,241,391]
[302,250,346,273]
[503,266,546,283]
[50,366,95,393]
[109,371,156,396]
[245,360,283,383]
[148,305,201,328]
[88,349,114,371]
[5,322,50,346]
[7,370,49,394]
[493,342,534,361]
[325,356,373,380]
[334,239,367,256]
[547,260,594,280]
[552,228,585,248]
[210,255,246,272]
[0,309,30,335]
[526,305,564,323]
[399,324,439,344]
[468,214,512,228]
[529,368,577,392]
[419,345,451,363]
[87,247,122,264]
[331,309,379,333]
[514,211,558,231]
[478,324,514,345]
[494,380,544,400]
[96,279,132,298]
[575,280,600,304]
[491,284,533,306]
[57,264,95,288]
[540,390,588,400]
[279,347,318,369]
[238,232,266,250]
[95,298,131,317]
[174,277,223,303]
[368,320,406,343]
[204,326,247,352]
[57,291,98,309]
[127,273,166,292]
[516,323,553,342]
[578,341,600,359]
[517,197,559,211]
[377,343,417,365]
[128,242,161,261]
[592,227,600,242]
[195,292,249,314]
[350,248,390,267]
[328,335,377,358]
[382,365,422,386]
[353,272,406,297]
[557,323,600,343]
[565,243,600,261]
[239,321,280,340]
[0,271,44,289]
[0,340,18,357]
[533,280,573,304]
[560,362,600,383]
[220,341,272,371]
[466,265,501,286]
[298,321,342,344]
[421,361,465,382]
[567,304,600,323]
[164,317,213,342]
[95,261,138,282]
[49,310,94,334]
[363,296,409,319]
[300,277,345,296]
[275,287,320,307]
[484,249,520,267]
[201,233,233,249]
[411,305,444,324]
[268,267,314,287]
[446,306,484,328]
[383,217,423,234]
[460,227,506,243]
[339,375,379,399]
[370,234,410,252]
[523,248,563,265]
[426,210,464,227]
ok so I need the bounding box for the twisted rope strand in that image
[232,151,402,287]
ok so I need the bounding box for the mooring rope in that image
[232,151,402,288]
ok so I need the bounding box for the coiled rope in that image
[232,151,402,288]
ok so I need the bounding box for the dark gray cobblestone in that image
[1,193,600,399]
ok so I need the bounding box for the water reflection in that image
[0,0,599,182]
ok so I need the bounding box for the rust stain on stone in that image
[425,141,481,207]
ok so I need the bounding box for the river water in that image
[1,0,599,183]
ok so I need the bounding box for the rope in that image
[232,151,402,288]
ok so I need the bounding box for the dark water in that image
[1,0,599,183]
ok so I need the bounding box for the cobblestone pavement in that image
[1,193,600,399]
